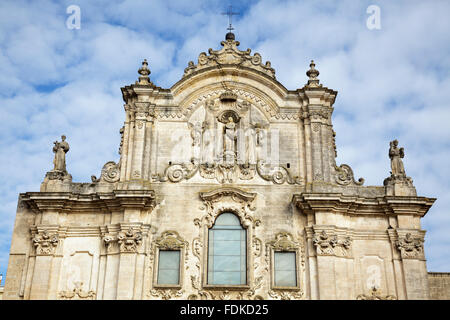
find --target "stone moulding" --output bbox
[21,190,157,214]
[292,193,435,217]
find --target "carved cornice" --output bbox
[292,193,435,217]
[21,190,156,214]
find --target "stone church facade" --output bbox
[3,32,436,300]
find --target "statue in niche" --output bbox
[53,135,70,172]
[224,117,237,163]
[389,139,405,176]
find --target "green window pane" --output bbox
[157,250,180,285]
[274,252,296,287]
[208,212,246,285]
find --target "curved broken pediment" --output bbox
[183,37,275,79]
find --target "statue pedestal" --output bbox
[40,170,72,192]
[384,174,416,196]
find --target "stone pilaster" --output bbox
[28,226,61,299]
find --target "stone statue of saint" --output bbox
[53,135,69,172]
[224,117,236,163]
[389,139,405,176]
[224,117,236,150]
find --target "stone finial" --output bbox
[138,59,151,85]
[306,60,321,88]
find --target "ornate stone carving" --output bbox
[117,228,142,253]
[356,287,397,300]
[197,187,258,229]
[103,234,116,252]
[183,36,275,78]
[58,282,96,300]
[32,230,59,255]
[268,290,304,300]
[396,233,424,259]
[149,288,184,300]
[313,230,352,257]
[335,164,364,186]
[99,161,120,183]
[155,231,188,250]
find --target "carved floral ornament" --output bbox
[103,227,143,253]
[32,229,59,255]
[313,230,353,257]
[395,232,424,259]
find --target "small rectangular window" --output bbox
[274,251,297,287]
[157,250,180,285]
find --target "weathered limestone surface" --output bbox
[3,33,436,300]
[428,272,450,300]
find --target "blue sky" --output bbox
[0,0,449,281]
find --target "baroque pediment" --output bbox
[183,37,275,79]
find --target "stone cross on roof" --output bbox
[222,5,240,33]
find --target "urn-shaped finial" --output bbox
[138,59,151,85]
[306,60,321,88]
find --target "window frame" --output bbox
[202,211,251,291]
[152,231,187,290]
[267,232,303,291]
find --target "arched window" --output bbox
[207,212,246,285]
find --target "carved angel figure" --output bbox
[53,135,69,172]
[389,139,405,176]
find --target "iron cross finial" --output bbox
[222,5,240,33]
